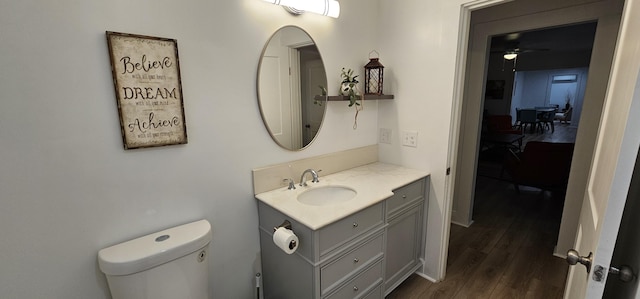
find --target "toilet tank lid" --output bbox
[98,219,212,276]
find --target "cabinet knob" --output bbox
[353,286,359,292]
[353,258,359,263]
[402,194,407,199]
[352,222,358,228]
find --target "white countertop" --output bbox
[255,162,430,230]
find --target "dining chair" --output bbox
[555,107,573,124]
[539,109,557,133]
[519,109,540,133]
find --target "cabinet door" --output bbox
[384,203,423,294]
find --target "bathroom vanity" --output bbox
[256,162,429,299]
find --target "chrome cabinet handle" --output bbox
[353,286,358,292]
[353,258,359,263]
[352,222,358,228]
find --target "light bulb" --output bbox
[503,53,518,60]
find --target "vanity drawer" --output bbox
[325,261,383,299]
[386,179,424,216]
[319,202,384,256]
[360,285,382,299]
[320,233,384,294]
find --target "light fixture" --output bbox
[502,52,518,72]
[262,0,340,18]
[503,52,518,60]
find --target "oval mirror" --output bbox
[257,26,328,151]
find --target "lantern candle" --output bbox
[364,57,384,95]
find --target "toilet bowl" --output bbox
[98,220,212,299]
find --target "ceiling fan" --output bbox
[491,40,550,60]
[490,37,550,71]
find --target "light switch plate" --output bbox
[402,131,418,147]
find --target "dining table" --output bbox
[521,107,557,114]
[519,107,557,133]
[480,132,524,152]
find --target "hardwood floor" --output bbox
[387,122,575,299]
[521,122,577,146]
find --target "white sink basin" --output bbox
[297,186,357,206]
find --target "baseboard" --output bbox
[414,271,438,283]
[451,220,474,228]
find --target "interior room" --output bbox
[1,0,639,298]
[476,22,595,177]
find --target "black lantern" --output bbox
[364,55,384,95]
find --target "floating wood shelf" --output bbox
[314,94,395,101]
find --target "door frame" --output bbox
[447,0,624,264]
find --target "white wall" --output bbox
[377,0,486,279]
[515,71,551,107]
[0,1,383,298]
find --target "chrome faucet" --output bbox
[283,178,296,190]
[299,169,320,187]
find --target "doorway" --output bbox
[452,0,624,262]
[299,46,326,146]
[474,22,596,214]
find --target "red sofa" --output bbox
[503,141,575,192]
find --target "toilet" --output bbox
[98,220,212,299]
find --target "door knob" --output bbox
[609,265,635,283]
[567,250,636,282]
[567,249,593,272]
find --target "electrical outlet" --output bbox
[379,128,391,144]
[402,131,418,147]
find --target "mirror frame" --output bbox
[256,25,328,151]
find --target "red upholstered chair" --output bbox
[486,115,522,135]
[503,141,575,192]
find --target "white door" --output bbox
[259,32,294,149]
[301,59,326,145]
[564,0,640,297]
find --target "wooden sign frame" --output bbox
[106,31,188,149]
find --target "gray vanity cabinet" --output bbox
[257,177,427,299]
[384,179,425,295]
[258,201,386,299]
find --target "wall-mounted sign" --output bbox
[106,31,188,149]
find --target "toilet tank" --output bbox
[98,220,212,299]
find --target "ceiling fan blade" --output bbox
[518,48,550,53]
